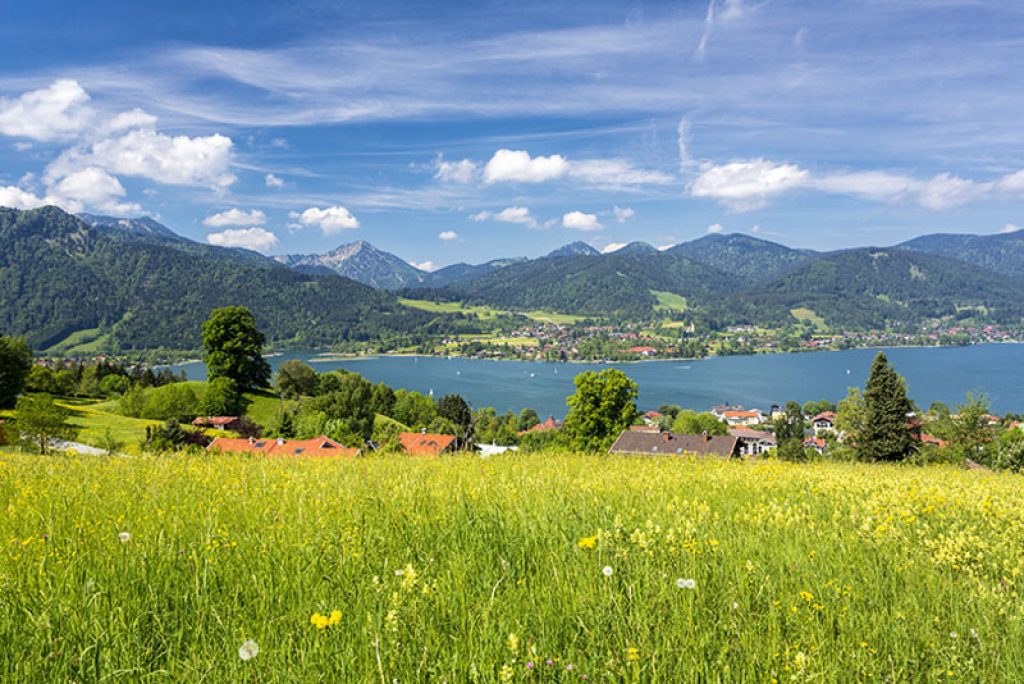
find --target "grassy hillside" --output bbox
[2,453,1022,680]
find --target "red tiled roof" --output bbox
[192,416,240,427]
[207,436,358,458]
[803,436,826,448]
[812,412,837,422]
[399,432,456,456]
[643,410,663,419]
[723,409,761,419]
[528,416,563,432]
[630,425,660,432]
[628,346,657,354]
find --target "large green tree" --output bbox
[563,369,639,452]
[301,373,375,446]
[773,400,807,461]
[0,336,33,408]
[14,394,77,454]
[201,307,271,392]
[275,359,319,398]
[671,410,728,436]
[858,352,915,461]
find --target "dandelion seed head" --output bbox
[238,639,259,661]
[118,531,131,543]
[602,565,614,577]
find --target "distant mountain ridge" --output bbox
[274,240,427,289]
[898,230,1024,278]
[667,233,815,285]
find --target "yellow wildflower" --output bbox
[577,535,598,549]
[626,647,640,661]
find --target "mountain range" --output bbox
[2,206,1024,351]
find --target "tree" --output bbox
[563,369,639,452]
[671,410,728,436]
[142,383,200,422]
[802,399,836,417]
[200,376,248,417]
[14,394,77,454]
[518,407,540,431]
[302,373,375,445]
[858,352,915,462]
[947,393,994,464]
[145,419,192,453]
[369,383,396,417]
[773,400,806,461]
[275,359,319,398]
[437,394,472,443]
[835,388,866,444]
[0,336,33,408]
[201,307,271,391]
[392,390,438,429]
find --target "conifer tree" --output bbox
[858,352,914,461]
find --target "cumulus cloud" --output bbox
[612,205,635,223]
[410,260,438,272]
[0,80,93,141]
[47,127,236,189]
[690,158,810,210]
[706,222,724,233]
[0,185,47,210]
[438,230,458,240]
[265,173,284,188]
[203,208,267,227]
[206,227,279,253]
[483,149,569,184]
[102,108,158,134]
[469,206,537,227]
[562,210,602,231]
[601,242,627,254]
[997,170,1024,194]
[433,155,478,183]
[295,205,359,233]
[47,166,141,214]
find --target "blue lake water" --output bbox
[171,344,1024,417]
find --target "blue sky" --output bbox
[1,0,1023,269]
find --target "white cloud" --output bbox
[0,80,93,141]
[410,260,438,272]
[433,155,478,183]
[568,159,673,186]
[203,208,267,227]
[911,173,987,210]
[813,171,913,201]
[47,166,141,214]
[297,205,360,233]
[483,149,569,184]
[601,242,627,254]
[562,210,603,231]
[469,206,537,227]
[47,127,236,189]
[690,158,810,210]
[438,230,458,240]
[0,186,47,210]
[996,169,1024,194]
[206,227,279,253]
[264,173,284,188]
[270,137,288,149]
[677,117,693,169]
[999,223,1020,234]
[103,108,158,134]
[612,205,635,223]
[657,243,675,251]
[706,222,724,233]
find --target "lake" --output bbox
[171,344,1024,417]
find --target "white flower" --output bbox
[118,531,131,543]
[731,601,739,610]
[602,565,614,577]
[676,578,696,589]
[949,631,958,639]
[238,639,259,661]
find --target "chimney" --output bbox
[662,431,672,442]
[702,430,710,442]
[421,427,427,434]
[277,437,285,445]
[248,436,254,445]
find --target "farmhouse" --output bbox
[642,410,663,425]
[527,416,563,433]
[728,427,776,456]
[804,436,827,454]
[399,431,456,456]
[608,430,741,458]
[812,411,837,434]
[192,416,242,431]
[207,436,359,458]
[721,409,763,427]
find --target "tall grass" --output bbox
[2,452,1023,681]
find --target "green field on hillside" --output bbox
[790,307,828,330]
[651,290,688,313]
[2,452,1022,681]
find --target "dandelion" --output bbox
[118,531,131,543]
[626,647,640,662]
[310,612,330,629]
[238,639,259,661]
[676,578,696,589]
[949,631,958,639]
[328,610,342,626]
[602,565,614,577]
[799,591,814,602]
[577,535,597,549]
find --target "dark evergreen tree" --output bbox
[858,352,915,461]
[0,336,33,408]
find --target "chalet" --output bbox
[192,416,243,431]
[803,436,826,454]
[812,411,837,434]
[207,435,359,458]
[1010,421,1023,431]
[919,433,948,448]
[608,430,741,459]
[642,410,663,425]
[528,416,563,433]
[721,409,763,427]
[399,431,456,456]
[728,427,776,456]
[628,346,657,357]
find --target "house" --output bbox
[192,416,243,431]
[803,436,826,454]
[628,346,657,356]
[528,416,563,433]
[721,409,763,427]
[642,410,663,425]
[608,430,741,459]
[399,431,456,456]
[919,433,948,448]
[629,424,661,433]
[728,427,776,456]
[476,443,519,457]
[769,404,784,421]
[812,411,837,434]
[207,435,359,458]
